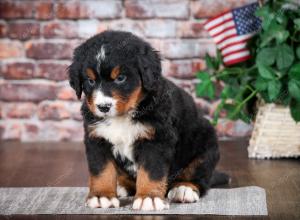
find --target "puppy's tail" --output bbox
[209,170,231,187]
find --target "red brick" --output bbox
[125,0,189,19]
[0,41,24,58]
[216,119,253,137]
[107,20,144,38]
[35,2,54,20]
[25,41,74,59]
[177,21,209,38]
[2,62,35,79]
[36,62,69,81]
[8,22,40,40]
[56,0,121,19]
[194,98,211,115]
[0,82,57,102]
[0,22,7,37]
[162,40,216,59]
[3,103,37,119]
[167,59,205,79]
[144,20,176,38]
[21,121,84,141]
[0,1,34,19]
[1,122,22,140]
[170,78,195,95]
[23,123,39,141]
[43,21,78,38]
[38,101,71,120]
[191,0,256,18]
[57,86,77,101]
[78,20,104,38]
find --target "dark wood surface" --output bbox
[0,139,299,220]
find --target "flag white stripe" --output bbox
[204,13,233,30]
[218,33,254,49]
[221,43,248,55]
[223,51,250,62]
[208,20,235,36]
[214,28,237,43]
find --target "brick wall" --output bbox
[0,0,255,142]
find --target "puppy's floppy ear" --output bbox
[137,46,162,92]
[68,61,83,99]
[68,45,86,99]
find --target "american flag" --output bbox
[204,3,261,66]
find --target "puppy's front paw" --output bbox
[132,197,169,211]
[168,185,200,203]
[86,196,120,208]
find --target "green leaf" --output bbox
[256,47,276,66]
[255,77,268,91]
[288,80,300,101]
[294,18,300,30]
[296,47,300,60]
[275,30,289,44]
[275,44,294,70]
[260,23,287,47]
[195,78,215,99]
[290,99,300,122]
[196,71,210,80]
[205,54,215,70]
[257,63,275,79]
[267,80,282,101]
[289,63,300,81]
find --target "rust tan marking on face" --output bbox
[112,84,143,115]
[117,169,136,195]
[176,157,205,181]
[111,66,120,80]
[86,92,96,115]
[135,167,167,199]
[171,182,199,193]
[88,161,117,198]
[86,68,96,80]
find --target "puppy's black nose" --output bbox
[97,104,112,113]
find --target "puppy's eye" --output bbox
[88,79,95,86]
[114,75,127,84]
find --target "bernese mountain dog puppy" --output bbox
[68,30,228,211]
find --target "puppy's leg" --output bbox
[132,139,174,211]
[85,138,119,208]
[169,120,220,203]
[132,166,169,211]
[117,170,136,197]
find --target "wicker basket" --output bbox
[248,103,300,159]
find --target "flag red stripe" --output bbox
[203,10,232,26]
[211,25,235,37]
[224,55,251,66]
[216,33,238,44]
[223,48,249,57]
[220,39,249,50]
[206,17,233,31]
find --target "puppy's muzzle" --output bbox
[97,103,112,113]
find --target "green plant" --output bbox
[196,0,300,124]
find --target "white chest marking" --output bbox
[89,116,153,164]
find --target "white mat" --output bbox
[0,186,268,216]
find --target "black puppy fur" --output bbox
[69,30,227,208]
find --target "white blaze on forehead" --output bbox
[96,45,105,62]
[94,90,115,106]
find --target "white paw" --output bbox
[132,197,169,211]
[117,184,128,197]
[86,196,120,208]
[168,185,200,203]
